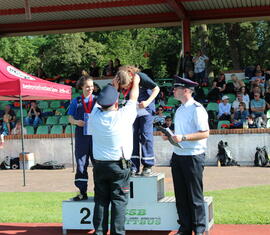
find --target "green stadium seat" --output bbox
[50,125,63,134]
[217,120,231,129]
[206,102,219,112]
[25,126,34,135]
[59,115,69,125]
[267,119,270,128]
[226,80,233,84]
[167,96,179,106]
[42,108,53,113]
[267,110,270,119]
[50,100,61,109]
[38,101,49,109]
[16,109,28,117]
[46,116,58,125]
[55,108,66,116]
[202,87,209,96]
[224,94,236,103]
[65,125,76,134]
[36,125,49,134]
[72,93,80,98]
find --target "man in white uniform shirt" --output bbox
[163,75,209,235]
[88,74,139,235]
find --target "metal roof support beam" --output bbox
[182,18,191,54]
[166,0,187,20]
[24,0,31,20]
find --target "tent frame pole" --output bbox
[19,96,26,186]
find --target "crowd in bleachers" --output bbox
[1,58,270,148]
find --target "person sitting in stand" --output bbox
[250,92,266,123]
[24,101,42,128]
[232,102,249,128]
[103,60,114,77]
[247,115,257,128]
[162,116,174,131]
[89,61,100,77]
[153,106,166,127]
[231,74,245,92]
[232,92,248,114]
[2,105,16,129]
[0,114,11,148]
[93,83,101,96]
[250,71,265,95]
[207,73,226,101]
[113,58,122,75]
[217,95,231,121]
[11,120,27,135]
[239,86,250,108]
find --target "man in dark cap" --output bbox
[87,75,140,235]
[162,75,209,235]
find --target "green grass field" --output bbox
[0,185,269,224]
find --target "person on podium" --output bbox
[163,75,209,235]
[88,72,140,235]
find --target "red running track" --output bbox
[1,223,270,235]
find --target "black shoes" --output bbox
[72,193,88,201]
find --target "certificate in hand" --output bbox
[156,126,183,148]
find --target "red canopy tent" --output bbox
[0,58,72,185]
[0,58,71,101]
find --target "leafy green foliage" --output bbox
[1,21,270,79]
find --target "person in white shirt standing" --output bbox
[88,72,140,235]
[192,50,209,86]
[163,75,209,235]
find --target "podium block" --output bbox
[62,173,213,235]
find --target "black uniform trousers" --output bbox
[93,161,130,235]
[171,152,206,234]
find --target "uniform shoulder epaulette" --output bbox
[194,101,203,107]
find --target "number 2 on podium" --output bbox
[80,207,91,224]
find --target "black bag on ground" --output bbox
[30,161,65,170]
[0,156,20,170]
[254,146,269,167]
[216,141,239,166]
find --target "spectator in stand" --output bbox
[113,58,121,75]
[0,114,11,148]
[93,83,101,96]
[232,92,248,113]
[249,85,262,100]
[24,101,42,128]
[103,60,114,76]
[250,70,265,95]
[239,86,250,107]
[192,50,209,86]
[218,95,231,121]
[250,92,266,122]
[264,86,270,110]
[2,105,16,129]
[231,74,245,92]
[153,106,166,127]
[182,51,194,77]
[253,64,264,77]
[162,116,174,131]
[11,120,27,135]
[232,102,249,128]
[207,73,226,101]
[187,70,195,81]
[247,115,257,128]
[89,61,100,77]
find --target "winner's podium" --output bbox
[62,173,214,234]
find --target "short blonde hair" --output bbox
[117,65,140,86]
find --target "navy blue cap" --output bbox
[97,84,119,108]
[173,75,198,89]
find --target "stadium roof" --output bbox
[1,0,270,36]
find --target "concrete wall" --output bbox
[1,133,269,166]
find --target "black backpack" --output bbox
[254,147,269,167]
[216,141,239,166]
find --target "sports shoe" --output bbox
[141,166,152,176]
[72,193,88,201]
